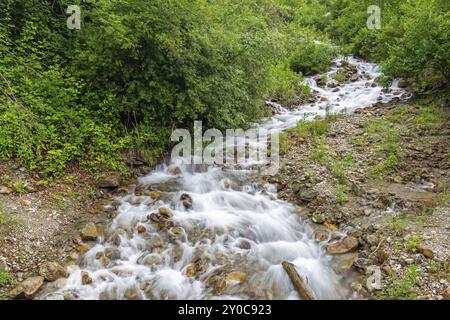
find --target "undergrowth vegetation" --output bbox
[0,0,447,176]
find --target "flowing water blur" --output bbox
[45,57,408,300]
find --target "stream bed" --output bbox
[43,57,408,300]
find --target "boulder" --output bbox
[416,244,434,259]
[39,261,67,281]
[158,207,174,218]
[80,222,99,241]
[325,236,359,254]
[97,174,121,188]
[10,276,44,299]
[81,271,92,285]
[298,189,318,203]
[180,193,193,209]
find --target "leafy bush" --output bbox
[290,39,338,75]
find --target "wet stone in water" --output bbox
[81,271,92,285]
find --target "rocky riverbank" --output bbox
[268,96,449,299]
[0,162,151,299]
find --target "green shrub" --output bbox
[290,39,338,75]
[0,271,15,287]
[380,265,424,300]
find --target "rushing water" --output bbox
[44,57,408,300]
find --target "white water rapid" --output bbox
[44,57,408,300]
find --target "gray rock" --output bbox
[298,189,319,203]
[10,276,45,299]
[98,174,121,188]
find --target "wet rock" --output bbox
[148,212,162,223]
[186,265,196,277]
[327,81,337,88]
[238,240,252,250]
[81,271,92,285]
[39,261,67,281]
[167,165,182,175]
[124,287,141,300]
[105,247,120,260]
[150,191,160,200]
[187,258,206,277]
[136,225,147,233]
[158,219,174,231]
[80,222,99,241]
[147,236,164,250]
[101,257,110,267]
[337,253,358,273]
[313,230,329,242]
[143,254,162,266]
[168,226,184,241]
[95,252,104,260]
[77,244,90,253]
[10,276,44,299]
[350,281,365,294]
[325,236,358,254]
[54,278,68,289]
[350,74,358,82]
[158,207,174,218]
[181,193,193,209]
[98,174,121,189]
[205,274,227,295]
[416,244,434,259]
[226,272,247,283]
[0,185,13,194]
[45,293,65,300]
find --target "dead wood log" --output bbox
[282,260,315,300]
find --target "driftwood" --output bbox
[282,261,315,300]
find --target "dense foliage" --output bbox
[0,0,447,176]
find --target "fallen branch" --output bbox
[282,261,315,300]
[368,237,386,259]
